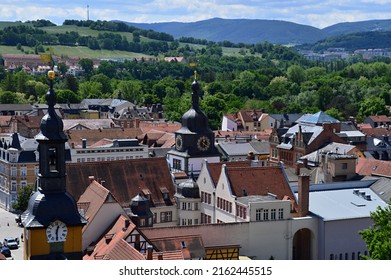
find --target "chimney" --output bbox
[88,176,95,183]
[298,174,310,217]
[146,245,153,260]
[303,158,308,168]
[247,151,255,160]
[157,253,163,260]
[295,163,301,175]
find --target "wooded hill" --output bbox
[122,18,391,45]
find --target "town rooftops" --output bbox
[66,157,176,208]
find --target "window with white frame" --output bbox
[20,166,27,176]
[278,208,284,219]
[256,209,262,221]
[263,209,269,220]
[11,180,17,192]
[271,209,276,220]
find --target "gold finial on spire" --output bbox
[194,70,197,81]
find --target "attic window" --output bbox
[86,245,95,256]
[180,241,186,248]
[142,188,152,196]
[105,233,115,244]
[160,187,169,200]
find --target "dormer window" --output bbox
[160,187,169,200]
[141,188,152,201]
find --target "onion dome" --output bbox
[180,78,212,134]
[36,70,67,142]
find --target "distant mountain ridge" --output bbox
[120,18,391,45]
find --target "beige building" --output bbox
[0,133,71,211]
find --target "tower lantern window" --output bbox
[49,147,58,171]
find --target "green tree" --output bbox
[118,80,144,104]
[12,185,35,213]
[287,64,306,85]
[90,73,112,95]
[57,62,69,76]
[56,89,81,103]
[359,204,391,259]
[14,71,31,93]
[0,90,18,103]
[78,58,94,75]
[142,93,160,106]
[64,74,79,93]
[79,81,103,99]
[201,94,227,130]
[325,108,344,121]
[357,96,388,122]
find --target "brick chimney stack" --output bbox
[298,174,310,217]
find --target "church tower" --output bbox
[167,73,220,177]
[22,71,86,260]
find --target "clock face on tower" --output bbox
[196,136,211,151]
[46,220,68,243]
[176,135,183,151]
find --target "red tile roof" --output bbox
[83,214,145,260]
[146,235,205,259]
[206,161,253,185]
[15,115,42,128]
[206,161,297,209]
[66,157,176,207]
[226,165,296,201]
[77,179,122,233]
[356,157,391,177]
[359,127,391,137]
[367,115,390,122]
[147,250,184,260]
[65,127,142,147]
[140,122,181,133]
[239,109,264,122]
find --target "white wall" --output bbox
[82,203,126,250]
[321,218,372,260]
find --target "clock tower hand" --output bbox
[55,225,59,241]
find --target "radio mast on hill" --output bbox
[87,5,90,21]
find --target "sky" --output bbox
[1,0,391,29]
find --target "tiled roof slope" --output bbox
[356,157,391,177]
[147,235,205,259]
[77,179,122,233]
[66,157,176,207]
[14,115,42,128]
[204,161,296,209]
[83,214,145,260]
[147,250,184,260]
[206,161,253,185]
[225,165,296,203]
[65,127,142,147]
